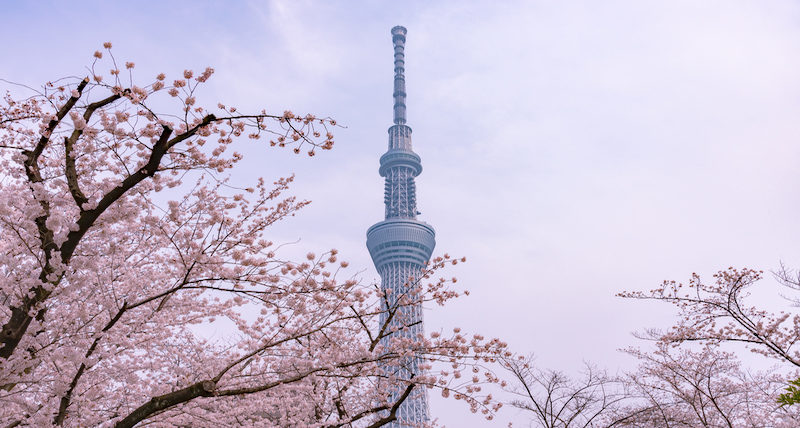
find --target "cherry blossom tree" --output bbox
[501,357,628,428]
[504,347,799,428]
[618,345,797,427]
[619,268,800,365]
[0,44,508,427]
[504,265,800,427]
[619,267,800,406]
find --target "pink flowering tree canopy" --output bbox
[501,267,800,427]
[0,44,508,427]
[503,345,800,427]
[619,268,800,366]
[619,267,800,409]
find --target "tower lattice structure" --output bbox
[366,26,436,427]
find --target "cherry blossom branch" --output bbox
[362,383,415,428]
[115,355,409,428]
[53,301,128,425]
[30,78,88,161]
[64,90,126,208]
[620,268,800,368]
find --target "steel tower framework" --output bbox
[366,26,435,427]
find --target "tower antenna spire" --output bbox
[391,25,407,125]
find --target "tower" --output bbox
[366,26,436,427]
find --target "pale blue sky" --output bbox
[4,1,800,425]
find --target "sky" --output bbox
[4,1,800,426]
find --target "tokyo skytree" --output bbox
[366,26,436,427]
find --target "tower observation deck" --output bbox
[366,26,435,427]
